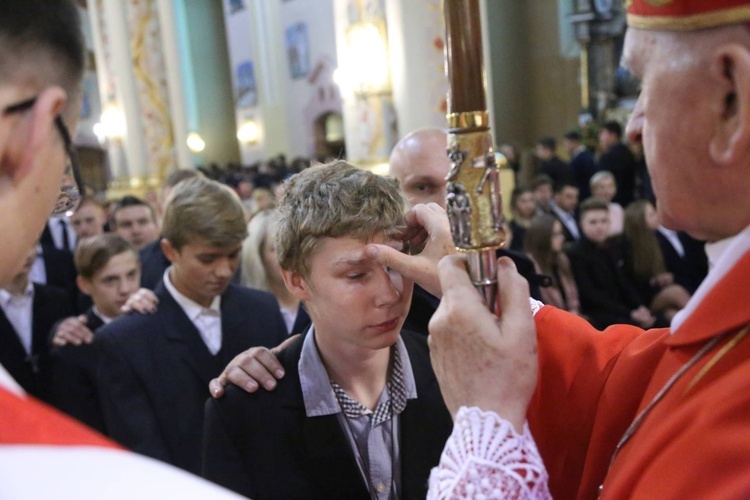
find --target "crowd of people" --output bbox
[3,0,750,498]
[508,123,707,330]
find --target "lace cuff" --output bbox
[428,406,551,499]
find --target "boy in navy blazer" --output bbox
[203,162,452,498]
[95,177,287,474]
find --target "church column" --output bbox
[87,0,177,197]
[384,0,449,137]
[333,0,397,171]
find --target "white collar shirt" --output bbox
[27,244,47,285]
[0,282,35,355]
[163,268,223,355]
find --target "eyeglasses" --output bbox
[3,96,83,215]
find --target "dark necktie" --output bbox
[59,219,70,251]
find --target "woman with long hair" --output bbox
[524,215,581,315]
[621,200,690,322]
[241,209,310,335]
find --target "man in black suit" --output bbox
[0,247,75,402]
[50,234,142,433]
[96,177,287,475]
[656,227,708,295]
[536,137,573,190]
[550,182,581,245]
[567,198,655,330]
[564,130,599,201]
[598,121,638,207]
[204,162,452,498]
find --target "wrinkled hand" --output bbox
[52,315,94,346]
[428,255,537,433]
[209,335,299,398]
[365,203,456,297]
[121,288,159,314]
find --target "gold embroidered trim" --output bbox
[683,324,750,395]
[628,5,750,31]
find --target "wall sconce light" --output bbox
[93,102,126,143]
[237,121,260,144]
[186,132,206,153]
[339,22,390,96]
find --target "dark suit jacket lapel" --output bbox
[290,306,311,336]
[0,308,27,366]
[217,287,246,365]
[279,335,370,498]
[156,284,222,386]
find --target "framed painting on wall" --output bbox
[285,23,310,79]
[236,61,258,108]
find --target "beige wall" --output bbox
[486,0,580,149]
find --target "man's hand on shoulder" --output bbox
[120,288,159,314]
[51,315,94,346]
[209,335,299,398]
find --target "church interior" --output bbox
[74,0,634,206]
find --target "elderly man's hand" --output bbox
[428,255,538,433]
[51,315,94,346]
[365,203,456,298]
[209,335,299,398]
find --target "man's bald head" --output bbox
[389,127,450,208]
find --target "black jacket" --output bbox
[49,307,107,432]
[203,330,453,499]
[0,283,75,402]
[95,283,287,474]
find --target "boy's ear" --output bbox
[76,275,92,296]
[160,238,178,263]
[281,268,311,301]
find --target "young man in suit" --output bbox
[203,162,453,499]
[566,197,655,330]
[50,234,141,432]
[110,195,159,251]
[95,176,287,475]
[0,246,75,402]
[550,182,581,244]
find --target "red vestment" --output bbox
[529,250,750,499]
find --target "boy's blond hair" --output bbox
[162,177,248,250]
[276,160,404,276]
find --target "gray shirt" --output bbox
[299,329,417,499]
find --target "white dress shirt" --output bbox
[28,244,47,285]
[162,269,223,355]
[0,282,35,355]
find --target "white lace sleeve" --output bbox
[428,406,551,499]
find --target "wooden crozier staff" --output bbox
[443,0,506,312]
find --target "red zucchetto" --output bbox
[627,0,750,31]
